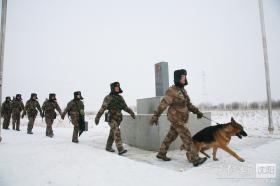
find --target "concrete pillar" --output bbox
[155,62,169,97]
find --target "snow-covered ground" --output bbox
[0,110,280,186]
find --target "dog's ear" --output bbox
[231,117,235,123]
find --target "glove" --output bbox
[197,111,203,119]
[150,115,159,126]
[95,117,100,125]
[130,112,136,120]
[40,112,44,118]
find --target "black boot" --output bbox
[156,153,171,161]
[106,148,115,152]
[72,140,79,143]
[27,131,33,134]
[193,157,207,167]
[118,149,127,155]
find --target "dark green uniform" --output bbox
[95,82,135,154]
[42,94,62,137]
[22,93,43,134]
[61,91,84,143]
[11,94,24,130]
[1,97,12,129]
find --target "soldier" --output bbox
[22,93,44,134]
[61,91,85,143]
[11,94,24,131]
[1,96,12,129]
[150,69,207,167]
[42,93,62,138]
[95,82,135,155]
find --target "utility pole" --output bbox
[0,0,8,142]
[258,0,274,134]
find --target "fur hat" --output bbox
[30,93,38,100]
[74,91,83,100]
[110,82,123,94]
[174,69,188,86]
[16,94,22,100]
[49,93,56,101]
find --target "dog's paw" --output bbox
[238,157,245,162]
[213,157,219,161]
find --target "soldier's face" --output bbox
[77,95,81,99]
[180,75,186,85]
[114,86,120,93]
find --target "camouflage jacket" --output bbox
[23,99,42,117]
[62,99,84,121]
[154,85,200,123]
[96,94,133,122]
[11,99,24,114]
[42,99,62,119]
[1,101,12,116]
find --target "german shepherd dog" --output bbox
[182,117,247,162]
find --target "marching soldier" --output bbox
[150,69,207,167]
[11,94,24,131]
[1,96,12,129]
[22,93,44,134]
[42,93,62,137]
[95,82,135,155]
[61,91,85,143]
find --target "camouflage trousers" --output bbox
[106,119,124,152]
[45,117,54,136]
[12,113,21,130]
[159,122,199,162]
[27,116,36,132]
[71,118,79,142]
[2,114,11,129]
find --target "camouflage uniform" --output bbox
[151,69,206,166]
[61,91,84,143]
[42,94,62,137]
[95,82,135,154]
[1,97,12,129]
[11,94,24,130]
[22,93,43,134]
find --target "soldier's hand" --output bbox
[40,112,44,118]
[197,111,203,119]
[95,117,100,125]
[130,112,136,120]
[150,115,159,126]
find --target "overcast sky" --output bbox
[2,0,280,111]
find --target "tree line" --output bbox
[198,100,280,111]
